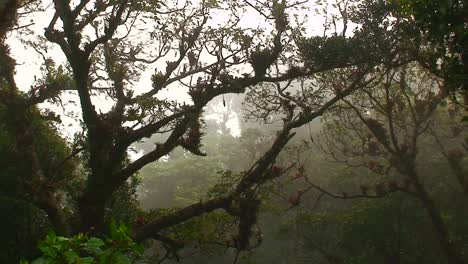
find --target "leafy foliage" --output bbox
[1,0,467,263]
[28,222,143,264]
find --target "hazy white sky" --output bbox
[7,0,333,141]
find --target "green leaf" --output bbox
[109,221,119,240]
[38,243,57,258]
[80,257,94,264]
[97,249,113,263]
[132,244,144,255]
[64,250,79,263]
[85,237,105,253]
[57,236,70,243]
[111,252,132,264]
[46,230,57,243]
[31,258,49,264]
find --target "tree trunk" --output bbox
[78,191,107,234]
[37,191,70,235]
[77,153,127,233]
[408,168,464,264]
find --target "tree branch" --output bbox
[84,0,129,56]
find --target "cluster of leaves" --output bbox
[0,105,79,262]
[287,195,448,263]
[25,222,143,264]
[0,197,49,264]
[394,0,466,93]
[137,124,276,209]
[0,105,76,193]
[106,175,142,225]
[206,170,241,199]
[272,131,468,263]
[138,152,223,209]
[298,36,367,69]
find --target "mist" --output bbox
[1,0,467,263]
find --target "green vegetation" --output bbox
[25,222,143,264]
[0,0,466,263]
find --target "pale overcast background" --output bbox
[6,0,343,147]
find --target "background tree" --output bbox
[292,64,467,263]
[2,0,466,263]
[394,0,467,102]
[1,0,370,258]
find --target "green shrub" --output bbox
[24,222,143,264]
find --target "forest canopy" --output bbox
[0,0,467,263]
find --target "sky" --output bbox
[6,0,335,146]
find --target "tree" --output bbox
[394,0,467,102]
[312,64,467,263]
[1,0,460,262]
[0,86,79,260]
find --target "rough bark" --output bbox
[406,166,464,264]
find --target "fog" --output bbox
[1,0,467,263]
